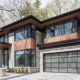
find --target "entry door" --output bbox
[3,49,9,69]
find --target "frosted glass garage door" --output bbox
[43,51,80,73]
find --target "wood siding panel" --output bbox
[14,38,36,50]
[44,32,79,44]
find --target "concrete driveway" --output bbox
[0,72,80,80]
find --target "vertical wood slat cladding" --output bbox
[14,38,36,50]
[44,32,79,44]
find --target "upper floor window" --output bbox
[46,26,54,38]
[15,24,36,41]
[15,29,24,41]
[0,34,9,43]
[45,18,77,38]
[4,34,9,43]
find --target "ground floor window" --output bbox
[15,49,36,67]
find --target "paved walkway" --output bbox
[0,72,80,80]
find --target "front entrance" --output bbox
[3,49,9,69]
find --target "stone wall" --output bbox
[9,32,15,68]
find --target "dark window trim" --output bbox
[15,49,36,67]
[45,17,78,38]
[14,24,36,41]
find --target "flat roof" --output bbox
[0,8,80,36]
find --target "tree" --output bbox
[46,0,80,17]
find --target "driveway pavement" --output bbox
[0,72,80,80]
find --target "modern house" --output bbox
[0,8,80,73]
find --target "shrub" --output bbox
[9,67,28,73]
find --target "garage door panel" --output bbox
[59,57,67,62]
[59,53,67,57]
[44,51,80,73]
[51,63,58,67]
[68,63,77,68]
[45,63,51,67]
[68,57,77,62]
[59,68,67,72]
[51,58,58,62]
[78,57,80,62]
[68,68,77,73]
[45,58,51,63]
[59,63,67,67]
[45,68,51,72]
[51,68,58,72]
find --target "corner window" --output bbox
[46,26,54,38]
[15,29,24,41]
[4,34,9,43]
[15,50,25,67]
[15,49,36,67]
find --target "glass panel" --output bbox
[45,68,51,72]
[25,55,29,67]
[4,54,8,66]
[59,53,67,57]
[51,68,58,72]
[46,27,54,38]
[64,21,72,34]
[15,30,24,40]
[78,52,80,56]
[45,59,51,63]
[15,54,24,66]
[55,23,64,36]
[15,51,24,66]
[78,63,80,68]
[31,55,36,67]
[78,69,80,73]
[51,58,58,62]
[68,68,77,73]
[68,57,77,62]
[44,54,51,58]
[59,58,67,62]
[78,57,80,62]
[59,63,67,67]
[45,63,50,67]
[51,63,58,67]
[51,54,58,58]
[68,63,77,68]
[59,68,67,72]
[68,52,77,57]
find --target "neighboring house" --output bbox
[0,8,80,73]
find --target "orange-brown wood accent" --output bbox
[44,32,80,44]
[14,38,36,50]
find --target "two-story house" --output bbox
[0,8,80,73]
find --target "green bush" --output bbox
[9,68,28,73]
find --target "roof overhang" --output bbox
[0,42,11,49]
[38,39,80,50]
[0,8,80,36]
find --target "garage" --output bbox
[43,51,80,73]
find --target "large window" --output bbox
[15,25,36,41]
[15,49,36,67]
[46,26,54,38]
[0,34,9,43]
[45,18,77,38]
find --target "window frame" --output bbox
[15,49,36,67]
